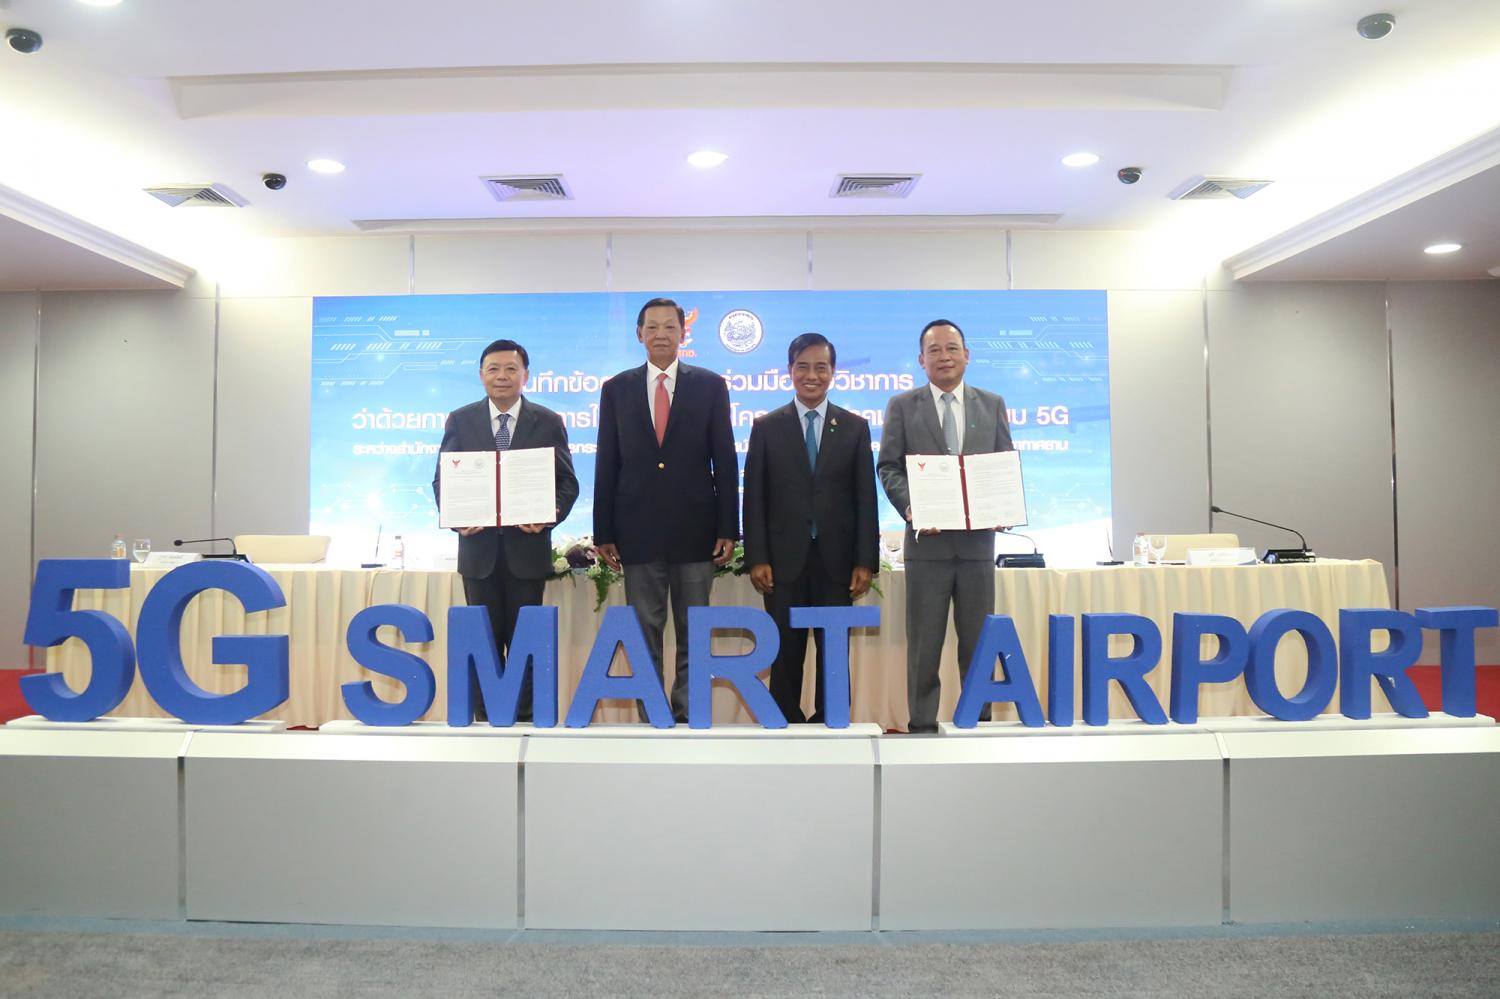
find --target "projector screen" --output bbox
[310,290,1111,565]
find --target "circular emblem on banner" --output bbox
[718,309,764,354]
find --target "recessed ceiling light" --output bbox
[307,158,346,175]
[1061,152,1100,168]
[1424,242,1462,255]
[686,150,729,169]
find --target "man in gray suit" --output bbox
[877,319,1014,733]
[434,338,580,722]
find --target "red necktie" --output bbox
[654,372,670,445]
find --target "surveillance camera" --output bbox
[262,173,287,191]
[1117,167,1143,185]
[1356,13,1395,40]
[5,28,43,54]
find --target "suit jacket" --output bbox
[743,401,879,584]
[432,397,580,580]
[594,362,739,564]
[876,383,1015,562]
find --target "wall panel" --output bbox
[1389,281,1500,663]
[34,291,215,560]
[0,293,39,668]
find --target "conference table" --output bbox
[49,560,1396,729]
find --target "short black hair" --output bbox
[480,338,529,369]
[636,297,685,329]
[787,332,836,370]
[919,319,966,352]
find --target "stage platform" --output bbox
[2,715,1496,930]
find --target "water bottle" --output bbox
[110,534,127,559]
[392,534,405,570]
[1132,532,1149,567]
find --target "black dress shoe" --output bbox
[907,722,939,734]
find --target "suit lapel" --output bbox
[960,385,986,455]
[916,387,946,453]
[509,398,540,450]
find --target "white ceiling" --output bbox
[1,0,1499,284]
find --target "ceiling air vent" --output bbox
[481,175,573,202]
[144,184,248,208]
[1169,176,1273,201]
[830,174,921,199]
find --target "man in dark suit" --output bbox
[877,319,1015,733]
[594,298,739,722]
[434,338,579,722]
[743,333,879,723]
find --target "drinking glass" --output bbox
[132,538,151,564]
[1147,534,1167,565]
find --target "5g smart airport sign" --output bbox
[20,559,1498,727]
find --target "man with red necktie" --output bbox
[594,298,739,723]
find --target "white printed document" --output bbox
[439,448,558,528]
[906,451,1028,531]
[439,452,498,528]
[497,447,557,526]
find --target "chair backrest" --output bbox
[1159,532,1240,562]
[233,535,331,565]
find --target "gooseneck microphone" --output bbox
[996,528,1046,569]
[1209,505,1315,563]
[173,537,247,560]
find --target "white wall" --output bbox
[1389,281,1500,663]
[5,229,1496,670]
[0,293,38,668]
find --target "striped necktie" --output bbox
[494,413,511,451]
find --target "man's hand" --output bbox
[596,542,622,570]
[905,506,939,537]
[518,523,547,534]
[458,526,485,537]
[849,566,872,599]
[712,538,736,565]
[750,564,774,595]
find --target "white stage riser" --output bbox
[2,719,1497,930]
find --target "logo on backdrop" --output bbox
[718,309,764,354]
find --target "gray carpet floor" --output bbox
[2,924,1498,998]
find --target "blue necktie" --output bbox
[494,413,511,451]
[805,410,819,539]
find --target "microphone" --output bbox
[996,528,1046,569]
[1209,505,1315,563]
[361,523,384,569]
[173,537,248,561]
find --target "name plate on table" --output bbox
[141,551,203,568]
[1186,547,1257,567]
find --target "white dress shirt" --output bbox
[928,381,966,452]
[488,397,523,439]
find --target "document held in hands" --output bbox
[906,450,1028,531]
[439,448,557,528]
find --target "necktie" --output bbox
[494,413,511,451]
[940,392,959,455]
[805,410,819,539]
[654,372,670,445]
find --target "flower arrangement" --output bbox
[548,537,887,610]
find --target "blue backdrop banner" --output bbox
[310,290,1111,565]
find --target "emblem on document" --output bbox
[718,309,764,354]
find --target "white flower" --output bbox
[552,556,568,573]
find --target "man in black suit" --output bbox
[434,338,579,722]
[743,333,879,723]
[594,298,738,722]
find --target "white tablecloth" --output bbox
[51,560,1394,729]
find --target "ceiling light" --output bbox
[1061,152,1100,168]
[686,150,728,169]
[79,0,125,7]
[1423,243,1462,255]
[307,158,346,175]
